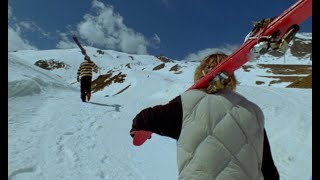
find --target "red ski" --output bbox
[189,0,311,90]
[133,0,312,146]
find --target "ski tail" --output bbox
[72,34,87,56]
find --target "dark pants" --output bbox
[80,76,92,102]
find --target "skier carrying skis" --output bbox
[77,55,99,102]
[130,53,279,179]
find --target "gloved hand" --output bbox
[129,128,152,139]
[94,67,99,73]
[130,117,139,138]
[129,128,136,138]
[130,116,153,139]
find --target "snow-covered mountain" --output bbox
[8,33,312,180]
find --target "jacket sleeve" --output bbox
[93,62,98,73]
[261,129,279,179]
[77,65,81,80]
[131,95,183,140]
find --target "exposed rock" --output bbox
[290,37,312,58]
[169,64,181,72]
[34,59,71,70]
[91,71,126,93]
[265,33,312,59]
[256,81,265,85]
[153,63,165,71]
[128,56,134,60]
[125,63,131,69]
[287,74,312,89]
[155,56,172,63]
[97,49,105,55]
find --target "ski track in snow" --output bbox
[8,86,311,180]
[239,86,312,180]
[9,89,149,180]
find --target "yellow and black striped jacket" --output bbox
[77,60,98,80]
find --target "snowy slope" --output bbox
[8,45,311,180]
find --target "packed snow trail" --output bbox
[8,85,311,180]
[240,86,312,180]
[8,88,178,180]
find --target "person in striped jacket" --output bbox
[77,55,99,102]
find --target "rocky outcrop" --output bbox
[34,59,71,70]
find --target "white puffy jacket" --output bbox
[177,89,265,180]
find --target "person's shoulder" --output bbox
[182,89,207,100]
[215,90,253,105]
[231,91,264,114]
[88,60,96,64]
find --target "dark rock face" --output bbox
[155,56,172,63]
[97,49,105,55]
[290,37,312,58]
[34,59,71,70]
[267,51,285,57]
[153,63,165,71]
[266,33,312,60]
